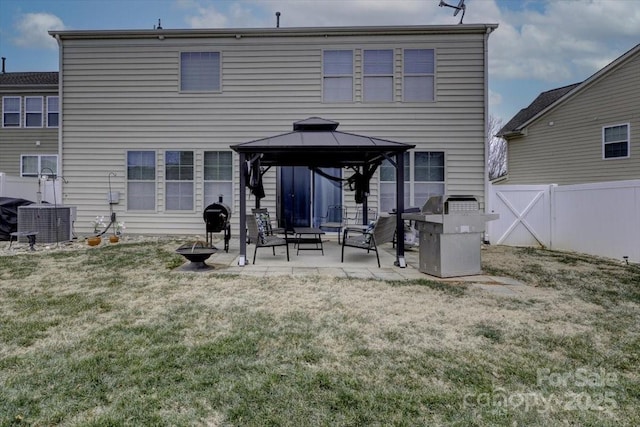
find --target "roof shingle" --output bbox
[0,72,59,86]
[497,82,580,137]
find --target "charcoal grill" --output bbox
[203,198,231,252]
[403,195,498,277]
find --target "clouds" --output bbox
[487,0,640,83]
[13,12,65,50]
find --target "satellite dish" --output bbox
[439,0,466,24]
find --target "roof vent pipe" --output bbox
[1,57,5,74]
[276,12,281,28]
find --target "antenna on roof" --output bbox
[275,12,281,28]
[156,19,163,30]
[439,0,466,24]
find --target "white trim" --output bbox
[402,47,436,103]
[164,150,195,212]
[602,122,630,160]
[20,154,59,177]
[321,49,354,103]
[24,96,44,128]
[46,96,59,128]
[178,51,222,94]
[2,96,21,128]
[126,150,158,212]
[362,48,394,103]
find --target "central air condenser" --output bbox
[17,204,76,243]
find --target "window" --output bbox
[204,151,233,206]
[25,97,43,127]
[47,96,59,127]
[165,151,194,210]
[21,155,58,177]
[603,124,629,159]
[180,52,220,92]
[363,49,394,102]
[2,96,20,127]
[379,151,445,213]
[127,151,156,210]
[323,50,353,102]
[404,49,435,102]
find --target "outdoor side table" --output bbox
[292,227,325,255]
[9,231,38,251]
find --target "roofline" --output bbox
[515,42,640,131]
[49,24,498,40]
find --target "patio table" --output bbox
[293,227,325,255]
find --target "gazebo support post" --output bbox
[362,165,369,225]
[238,152,247,266]
[395,151,406,268]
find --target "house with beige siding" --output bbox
[0,70,59,178]
[50,24,497,237]
[497,43,640,185]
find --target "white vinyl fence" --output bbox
[488,180,640,263]
[0,172,63,204]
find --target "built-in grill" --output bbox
[403,195,498,277]
[203,198,231,252]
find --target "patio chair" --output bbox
[347,206,378,229]
[319,205,347,243]
[341,214,396,267]
[247,211,290,264]
[250,208,285,240]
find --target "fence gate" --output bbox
[487,184,553,247]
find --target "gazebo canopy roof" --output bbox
[230,117,415,167]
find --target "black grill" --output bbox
[203,200,231,252]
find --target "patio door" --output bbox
[279,166,311,229]
[278,167,341,230]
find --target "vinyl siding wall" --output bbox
[506,52,640,185]
[59,30,489,235]
[0,87,58,176]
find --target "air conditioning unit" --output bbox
[18,205,76,243]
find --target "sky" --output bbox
[0,0,638,125]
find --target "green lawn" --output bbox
[0,241,638,426]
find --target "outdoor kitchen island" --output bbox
[403,195,498,278]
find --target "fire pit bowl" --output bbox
[175,241,218,271]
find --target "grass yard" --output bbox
[0,240,638,426]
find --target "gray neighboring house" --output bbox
[497,43,640,185]
[0,70,59,178]
[50,24,498,236]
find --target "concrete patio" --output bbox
[195,236,528,295]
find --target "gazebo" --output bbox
[230,117,415,267]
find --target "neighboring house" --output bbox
[0,69,59,178]
[50,24,497,236]
[497,43,640,185]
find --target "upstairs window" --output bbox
[363,49,394,102]
[2,96,20,127]
[180,52,221,92]
[25,97,43,127]
[323,50,353,102]
[47,96,59,128]
[603,124,629,159]
[165,151,194,211]
[404,49,435,102]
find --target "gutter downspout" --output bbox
[55,34,64,202]
[483,25,496,242]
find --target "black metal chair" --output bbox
[247,211,289,264]
[341,214,395,267]
[319,205,347,243]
